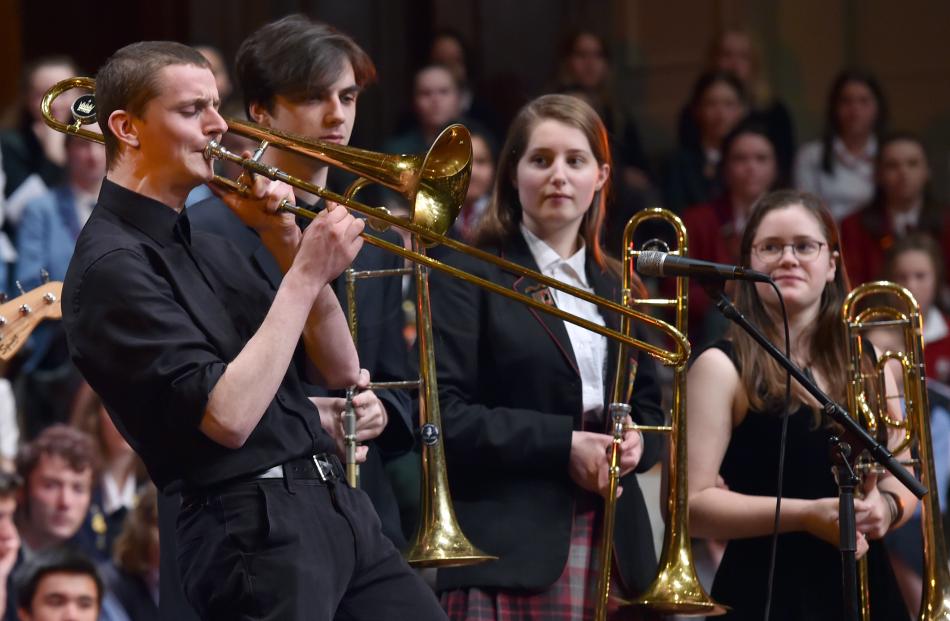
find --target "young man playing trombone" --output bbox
[61,40,446,621]
[189,13,415,549]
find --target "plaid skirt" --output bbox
[440,492,640,621]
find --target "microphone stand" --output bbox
[700,280,926,621]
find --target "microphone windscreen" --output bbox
[635,250,666,277]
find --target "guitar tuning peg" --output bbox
[15,281,25,296]
[40,269,50,284]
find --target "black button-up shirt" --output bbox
[63,179,336,491]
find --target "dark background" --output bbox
[3,0,950,198]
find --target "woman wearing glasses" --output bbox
[686,189,916,620]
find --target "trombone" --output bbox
[594,209,725,619]
[842,282,950,621]
[42,77,691,568]
[41,77,690,367]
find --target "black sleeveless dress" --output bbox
[710,341,908,620]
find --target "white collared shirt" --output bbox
[794,136,877,222]
[521,224,607,416]
[889,201,923,237]
[101,472,137,516]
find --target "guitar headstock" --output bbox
[0,281,64,362]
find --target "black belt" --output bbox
[180,453,345,511]
[281,453,346,483]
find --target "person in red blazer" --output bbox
[840,132,950,288]
[680,120,780,347]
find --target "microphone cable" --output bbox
[762,280,792,621]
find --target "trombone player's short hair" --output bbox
[95,41,210,169]
[235,14,377,117]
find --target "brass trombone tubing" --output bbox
[842,281,950,621]
[40,76,689,367]
[204,140,691,368]
[595,208,723,620]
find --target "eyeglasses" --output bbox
[752,240,827,263]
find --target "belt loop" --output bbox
[283,461,296,494]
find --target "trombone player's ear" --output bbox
[248,101,272,128]
[108,109,140,149]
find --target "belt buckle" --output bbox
[311,454,331,482]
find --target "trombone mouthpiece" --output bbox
[204,140,223,161]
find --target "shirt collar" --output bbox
[97,178,192,246]
[833,135,877,167]
[520,223,588,286]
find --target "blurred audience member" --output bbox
[685,27,795,184]
[452,126,495,243]
[882,234,950,384]
[839,132,950,287]
[99,486,159,621]
[554,31,658,254]
[0,472,22,621]
[428,30,499,136]
[1,57,78,223]
[386,64,464,156]
[795,68,888,222]
[662,70,748,213]
[14,426,95,558]
[13,126,105,442]
[0,380,16,473]
[71,392,145,563]
[556,31,652,194]
[681,120,780,345]
[12,548,100,621]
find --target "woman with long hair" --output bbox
[662,71,748,213]
[795,69,888,222]
[681,119,781,345]
[687,190,916,620]
[430,93,664,620]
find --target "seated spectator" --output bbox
[662,70,748,213]
[14,426,96,559]
[428,29,499,137]
[70,393,145,563]
[552,31,657,253]
[1,56,79,225]
[795,68,888,222]
[881,234,950,384]
[681,120,780,346]
[680,27,796,184]
[14,126,105,439]
[98,485,159,621]
[0,472,22,621]
[840,132,950,287]
[12,548,100,621]
[452,126,495,243]
[385,64,466,156]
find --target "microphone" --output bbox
[636,251,772,283]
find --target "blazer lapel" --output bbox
[506,234,579,376]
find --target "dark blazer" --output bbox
[430,231,664,594]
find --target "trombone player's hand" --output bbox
[352,368,388,441]
[211,152,299,240]
[618,414,644,478]
[311,395,369,464]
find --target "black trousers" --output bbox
[175,477,446,621]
